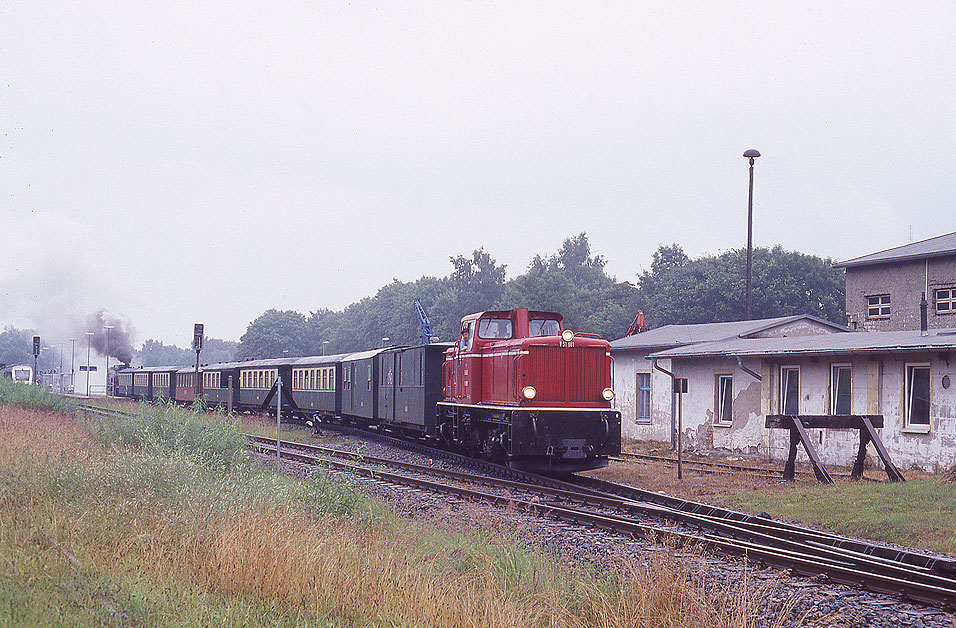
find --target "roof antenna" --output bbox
[909,225,913,243]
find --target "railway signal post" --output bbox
[32,336,40,385]
[193,323,204,399]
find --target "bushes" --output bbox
[0,378,76,415]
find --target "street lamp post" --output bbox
[70,338,76,393]
[743,149,761,320]
[85,332,94,397]
[103,325,113,397]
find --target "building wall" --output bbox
[661,353,956,472]
[612,351,673,443]
[845,256,956,331]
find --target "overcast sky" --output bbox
[3,2,955,350]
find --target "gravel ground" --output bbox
[261,428,956,628]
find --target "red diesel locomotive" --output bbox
[439,308,621,472]
[117,307,621,474]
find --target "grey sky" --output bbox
[3,2,955,348]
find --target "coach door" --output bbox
[380,353,395,421]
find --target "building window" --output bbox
[935,288,956,314]
[780,366,800,415]
[904,363,931,428]
[867,294,891,319]
[636,372,651,423]
[830,365,852,415]
[715,375,733,426]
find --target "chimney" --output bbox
[920,292,928,336]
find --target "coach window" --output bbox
[477,317,513,340]
[367,364,372,391]
[780,366,800,415]
[904,363,931,430]
[715,374,733,426]
[830,365,852,415]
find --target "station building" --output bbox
[610,231,956,472]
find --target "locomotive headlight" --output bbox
[602,388,615,401]
[522,386,537,400]
[561,329,574,342]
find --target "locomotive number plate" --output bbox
[560,340,574,348]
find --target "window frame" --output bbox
[715,373,733,427]
[477,316,514,340]
[866,294,891,319]
[903,362,932,432]
[829,363,853,415]
[635,372,652,424]
[935,287,956,315]
[779,366,800,415]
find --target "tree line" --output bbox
[0,235,845,367]
[234,233,846,360]
[0,328,238,371]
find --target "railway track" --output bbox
[249,434,956,608]
[78,402,956,608]
[614,451,865,481]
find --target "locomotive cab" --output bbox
[439,308,622,473]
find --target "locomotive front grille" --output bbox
[526,345,609,403]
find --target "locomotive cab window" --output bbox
[530,317,562,337]
[477,317,513,339]
[460,321,475,352]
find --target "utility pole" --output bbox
[103,325,113,397]
[85,332,94,397]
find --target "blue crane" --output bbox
[414,299,433,345]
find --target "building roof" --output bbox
[648,327,956,359]
[609,315,845,351]
[834,231,956,269]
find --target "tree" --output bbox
[235,310,309,360]
[501,233,639,339]
[638,244,845,327]
[139,339,192,367]
[431,248,507,341]
[0,326,35,369]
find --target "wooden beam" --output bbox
[766,414,884,429]
[861,416,906,483]
[789,416,834,484]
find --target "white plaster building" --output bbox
[612,323,956,472]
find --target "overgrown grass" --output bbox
[0,402,794,627]
[715,479,956,555]
[0,377,76,414]
[82,400,250,469]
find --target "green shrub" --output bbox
[0,378,76,414]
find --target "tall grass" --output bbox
[0,377,76,414]
[0,403,794,627]
[82,400,249,469]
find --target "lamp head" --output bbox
[743,149,761,159]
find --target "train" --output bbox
[116,308,622,473]
[1,364,34,383]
